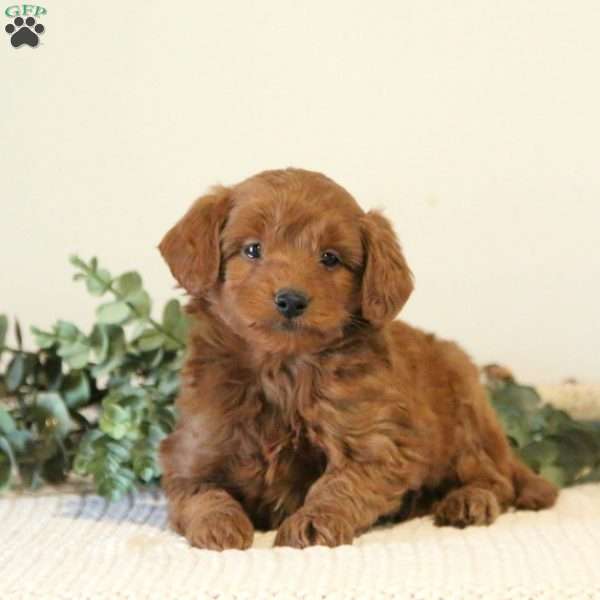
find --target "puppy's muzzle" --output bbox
[274,289,310,319]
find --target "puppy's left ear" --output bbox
[360,211,414,327]
[159,187,232,296]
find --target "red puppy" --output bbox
[158,168,557,550]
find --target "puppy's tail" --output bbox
[511,456,559,510]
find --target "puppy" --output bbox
[158,168,557,550]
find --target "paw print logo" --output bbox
[5,16,45,48]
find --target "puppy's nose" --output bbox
[274,289,309,319]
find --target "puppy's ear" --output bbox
[159,187,232,296]
[360,211,414,326]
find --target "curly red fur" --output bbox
[158,168,558,550]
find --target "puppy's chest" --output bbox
[248,417,324,525]
[245,360,326,497]
[254,360,319,449]
[256,410,325,482]
[258,358,315,420]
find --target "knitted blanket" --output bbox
[1,384,599,600]
[2,482,599,599]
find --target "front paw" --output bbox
[183,509,254,551]
[434,487,500,528]
[274,510,354,548]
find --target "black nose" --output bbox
[274,289,309,319]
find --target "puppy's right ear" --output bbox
[159,187,232,296]
[360,210,414,327]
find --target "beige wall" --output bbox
[2,0,599,382]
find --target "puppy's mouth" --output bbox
[244,317,344,351]
[248,319,306,333]
[248,319,315,335]
[273,320,302,332]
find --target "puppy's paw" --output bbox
[184,509,254,551]
[274,510,354,548]
[515,475,558,511]
[435,487,500,528]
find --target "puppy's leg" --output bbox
[163,477,254,550]
[434,391,557,527]
[434,485,502,527]
[274,463,406,548]
[511,457,558,511]
[160,429,254,551]
[434,450,515,528]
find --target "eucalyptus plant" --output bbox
[0,256,186,500]
[488,376,600,486]
[0,257,599,500]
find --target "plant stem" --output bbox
[80,261,185,350]
[145,316,183,349]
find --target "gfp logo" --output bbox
[5,4,46,47]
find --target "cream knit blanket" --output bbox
[1,385,599,600]
[1,484,599,599]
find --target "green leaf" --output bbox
[6,429,32,453]
[505,416,531,447]
[96,468,135,501]
[491,382,541,413]
[539,464,567,488]
[100,403,132,440]
[35,392,76,438]
[158,370,180,397]
[156,405,177,434]
[545,409,576,435]
[551,430,599,483]
[0,451,11,491]
[491,399,531,447]
[69,255,87,270]
[519,440,560,471]
[163,299,182,332]
[73,430,105,475]
[0,314,8,350]
[52,321,90,368]
[0,408,16,435]
[115,272,142,297]
[57,339,90,370]
[0,434,17,469]
[97,301,131,325]
[56,320,79,342]
[31,326,56,349]
[6,353,26,392]
[126,290,151,319]
[98,484,125,502]
[91,325,127,377]
[105,440,133,462]
[86,268,112,296]
[132,428,164,483]
[61,371,91,409]
[144,348,165,370]
[136,329,165,352]
[14,319,23,350]
[73,430,137,501]
[90,324,110,363]
[162,299,187,349]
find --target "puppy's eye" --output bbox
[320,251,341,268]
[243,242,262,259]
